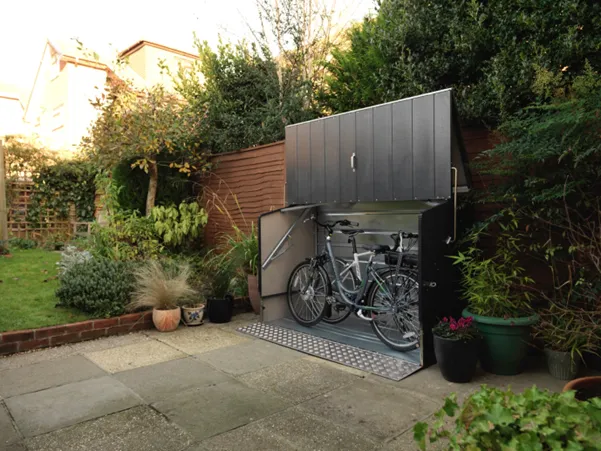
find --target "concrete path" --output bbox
[0,313,566,451]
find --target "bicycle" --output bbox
[286,216,420,352]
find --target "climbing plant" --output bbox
[27,161,97,226]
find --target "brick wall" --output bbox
[0,311,153,356]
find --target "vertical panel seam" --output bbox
[411,99,415,199]
[433,94,436,199]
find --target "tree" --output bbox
[322,0,601,125]
[254,0,348,111]
[175,39,315,153]
[83,79,210,215]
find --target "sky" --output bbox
[0,0,373,98]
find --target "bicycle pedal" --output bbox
[326,296,337,304]
[355,310,373,322]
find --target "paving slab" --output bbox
[153,380,290,441]
[115,357,234,403]
[148,327,249,355]
[0,402,20,449]
[204,312,258,332]
[238,357,359,403]
[0,355,106,398]
[84,339,185,373]
[254,406,378,451]
[299,379,440,442]
[190,423,295,451]
[25,406,193,451]
[380,425,447,451]
[0,333,149,372]
[195,340,302,376]
[5,376,141,437]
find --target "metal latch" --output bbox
[350,153,357,172]
[422,281,437,288]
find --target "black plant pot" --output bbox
[207,295,234,323]
[433,334,480,383]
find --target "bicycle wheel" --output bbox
[366,269,419,352]
[287,261,331,326]
[323,258,358,324]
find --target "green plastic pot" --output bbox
[463,309,538,376]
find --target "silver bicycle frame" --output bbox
[325,236,394,312]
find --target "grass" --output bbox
[0,248,90,332]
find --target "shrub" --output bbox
[57,245,93,275]
[90,212,163,261]
[8,238,37,250]
[414,386,601,450]
[151,202,208,249]
[56,259,135,317]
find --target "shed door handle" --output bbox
[351,153,357,172]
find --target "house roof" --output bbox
[118,40,198,60]
[47,39,111,71]
[0,83,25,107]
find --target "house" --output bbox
[0,83,26,138]
[22,39,197,156]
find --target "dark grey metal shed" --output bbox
[285,88,469,205]
[252,89,470,380]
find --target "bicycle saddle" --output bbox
[340,228,364,236]
[362,244,390,253]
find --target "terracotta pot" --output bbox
[181,304,205,326]
[563,376,601,401]
[152,307,181,332]
[247,275,261,314]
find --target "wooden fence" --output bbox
[202,141,286,245]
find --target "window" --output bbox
[50,54,60,80]
[51,104,64,131]
[176,56,194,74]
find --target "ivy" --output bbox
[27,161,97,226]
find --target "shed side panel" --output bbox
[296,122,312,204]
[339,113,357,203]
[285,126,298,205]
[324,116,341,203]
[392,99,413,201]
[412,95,435,199]
[373,104,393,201]
[356,108,374,202]
[310,120,326,203]
[434,91,452,198]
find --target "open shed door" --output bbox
[418,202,455,366]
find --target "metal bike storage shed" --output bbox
[243,89,471,380]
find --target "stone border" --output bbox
[0,312,153,356]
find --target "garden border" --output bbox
[0,311,153,356]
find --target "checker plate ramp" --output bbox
[238,322,420,381]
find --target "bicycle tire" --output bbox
[365,268,419,352]
[287,261,331,327]
[323,258,358,324]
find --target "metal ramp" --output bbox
[238,322,421,381]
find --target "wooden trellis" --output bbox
[6,181,91,240]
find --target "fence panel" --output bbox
[203,141,286,245]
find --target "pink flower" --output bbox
[450,323,458,331]
[442,317,448,322]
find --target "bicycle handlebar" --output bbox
[304,215,358,232]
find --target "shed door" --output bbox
[418,202,454,366]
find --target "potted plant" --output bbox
[564,377,601,401]
[414,386,601,450]
[451,218,538,375]
[532,303,599,380]
[432,316,480,383]
[127,261,196,332]
[220,224,260,314]
[202,253,235,323]
[181,265,210,326]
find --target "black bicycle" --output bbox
[286,216,420,352]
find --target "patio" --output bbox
[0,313,566,451]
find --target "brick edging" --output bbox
[0,311,153,356]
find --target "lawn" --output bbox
[0,249,90,332]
